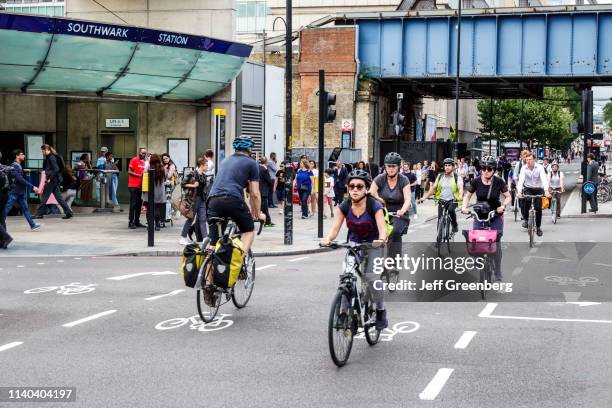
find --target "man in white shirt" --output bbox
[517,152,551,236]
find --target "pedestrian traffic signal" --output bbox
[323,92,336,123]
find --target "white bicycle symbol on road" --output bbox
[354,321,420,342]
[155,314,234,332]
[544,276,599,287]
[24,282,97,295]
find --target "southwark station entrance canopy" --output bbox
[0,12,252,101]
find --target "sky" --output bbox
[593,87,612,114]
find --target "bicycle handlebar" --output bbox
[319,240,385,250]
[468,210,496,223]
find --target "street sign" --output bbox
[341,119,352,131]
[583,182,596,195]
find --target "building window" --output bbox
[237,0,268,33]
[3,0,64,16]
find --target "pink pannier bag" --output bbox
[462,230,499,255]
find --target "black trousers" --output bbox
[0,192,11,245]
[36,178,72,216]
[261,195,272,224]
[521,187,544,228]
[586,185,598,212]
[129,187,142,224]
[437,201,458,228]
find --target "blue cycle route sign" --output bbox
[583,182,596,195]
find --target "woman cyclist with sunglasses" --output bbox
[461,156,512,282]
[321,170,389,330]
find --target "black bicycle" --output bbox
[463,209,500,300]
[436,199,458,256]
[196,217,263,323]
[381,212,408,292]
[522,194,543,248]
[324,241,384,367]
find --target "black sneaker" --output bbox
[521,221,528,229]
[1,237,13,249]
[375,309,388,331]
[135,223,147,228]
[536,228,543,237]
[62,213,73,219]
[129,222,136,229]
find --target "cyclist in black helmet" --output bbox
[207,135,264,254]
[321,169,389,330]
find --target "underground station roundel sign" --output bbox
[583,182,596,195]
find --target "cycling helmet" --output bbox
[347,169,372,187]
[232,135,255,151]
[481,156,497,168]
[384,152,402,166]
[443,158,455,166]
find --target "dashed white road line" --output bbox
[256,264,276,271]
[530,256,570,262]
[512,266,524,276]
[36,262,45,265]
[62,310,117,328]
[593,262,612,268]
[74,257,81,260]
[16,265,24,268]
[419,368,454,400]
[288,256,309,263]
[56,260,64,263]
[145,290,184,301]
[0,342,23,352]
[479,302,612,324]
[454,331,477,349]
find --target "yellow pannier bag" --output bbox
[212,237,245,289]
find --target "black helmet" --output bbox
[481,156,497,167]
[347,169,372,187]
[443,158,455,166]
[384,152,402,166]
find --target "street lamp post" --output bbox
[273,11,293,245]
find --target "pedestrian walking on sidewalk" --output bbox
[259,157,274,226]
[179,158,209,244]
[333,159,348,206]
[0,152,15,248]
[295,159,314,219]
[128,148,147,229]
[142,154,166,231]
[60,164,79,211]
[4,149,42,231]
[323,168,335,218]
[267,153,278,208]
[274,161,287,215]
[34,145,73,219]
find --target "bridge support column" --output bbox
[581,86,593,214]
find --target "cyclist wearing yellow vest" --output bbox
[419,158,463,233]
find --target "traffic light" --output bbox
[392,110,405,137]
[323,92,336,123]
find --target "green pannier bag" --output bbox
[212,236,245,289]
[180,243,205,288]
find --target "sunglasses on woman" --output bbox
[348,183,366,191]
[483,166,495,172]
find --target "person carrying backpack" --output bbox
[0,152,16,248]
[419,158,464,233]
[3,149,42,231]
[34,144,73,219]
[320,169,389,331]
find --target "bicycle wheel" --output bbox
[514,197,519,222]
[436,217,445,257]
[328,290,354,367]
[446,219,453,254]
[196,259,221,324]
[551,199,557,224]
[232,250,256,308]
[364,298,381,346]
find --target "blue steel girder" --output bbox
[356,10,612,86]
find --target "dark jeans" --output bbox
[261,195,272,224]
[267,184,276,207]
[36,178,72,217]
[299,190,309,217]
[4,192,36,228]
[333,186,345,205]
[388,214,410,266]
[521,187,544,228]
[129,187,142,224]
[0,192,11,245]
[181,197,208,241]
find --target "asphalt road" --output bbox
[2,161,612,407]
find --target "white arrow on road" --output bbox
[107,271,177,281]
[562,292,600,305]
[566,302,601,307]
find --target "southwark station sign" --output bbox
[0,14,251,57]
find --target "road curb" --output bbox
[110,246,332,258]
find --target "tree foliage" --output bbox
[604,98,612,128]
[477,87,575,149]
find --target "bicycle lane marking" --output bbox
[0,342,23,352]
[62,310,117,328]
[478,303,612,324]
[418,368,454,401]
[106,271,177,281]
[288,256,309,263]
[453,331,477,349]
[145,289,184,301]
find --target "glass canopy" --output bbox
[0,13,252,101]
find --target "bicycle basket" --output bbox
[541,196,550,209]
[212,237,245,289]
[462,230,500,255]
